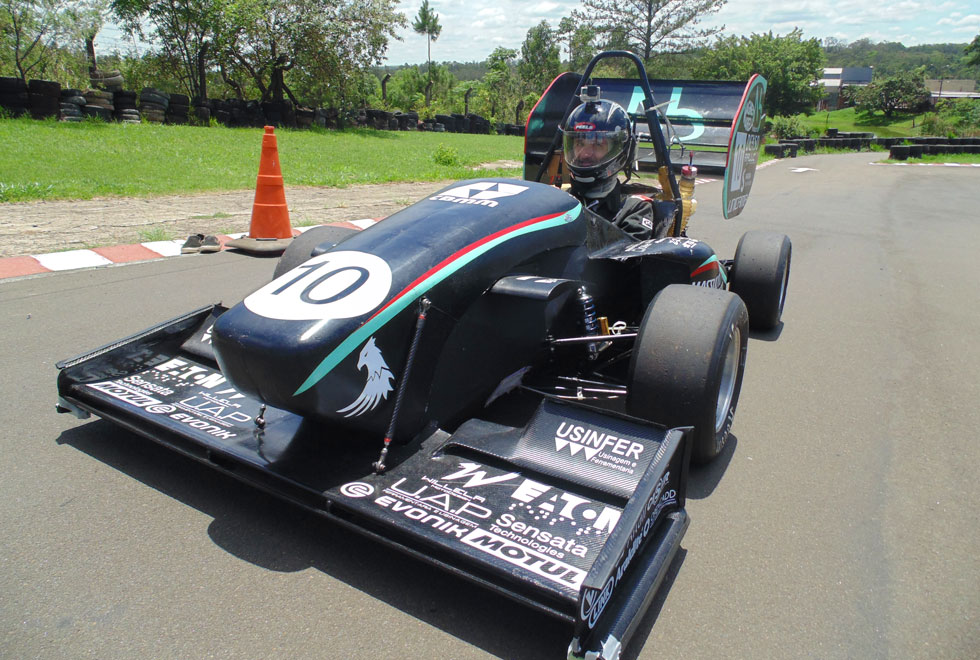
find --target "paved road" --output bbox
[2,153,977,659]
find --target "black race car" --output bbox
[56,52,789,659]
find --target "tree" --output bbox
[112,0,225,99]
[412,0,441,81]
[695,29,825,116]
[855,70,931,117]
[1,0,91,81]
[221,0,403,107]
[557,15,596,71]
[385,62,455,113]
[477,46,518,122]
[518,21,560,96]
[575,0,726,63]
[966,33,980,69]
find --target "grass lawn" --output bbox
[886,153,980,164]
[793,107,928,138]
[1,116,525,202]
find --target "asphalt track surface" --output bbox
[2,152,977,659]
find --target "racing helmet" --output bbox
[562,88,633,198]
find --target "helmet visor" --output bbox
[563,126,628,170]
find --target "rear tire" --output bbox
[627,284,749,464]
[272,225,360,279]
[729,231,791,330]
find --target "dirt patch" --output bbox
[0,180,452,258]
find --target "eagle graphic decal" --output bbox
[337,337,395,417]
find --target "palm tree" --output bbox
[412,0,442,81]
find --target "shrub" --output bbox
[432,143,460,166]
[771,115,814,140]
[918,113,957,138]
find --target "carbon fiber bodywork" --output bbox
[56,305,689,657]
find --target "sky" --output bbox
[381,0,980,66]
[97,0,980,64]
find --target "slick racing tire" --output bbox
[272,225,360,279]
[627,284,749,464]
[729,231,791,331]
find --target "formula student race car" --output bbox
[56,52,789,659]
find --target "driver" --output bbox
[562,88,674,240]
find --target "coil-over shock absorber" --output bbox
[577,286,599,360]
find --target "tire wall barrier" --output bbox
[774,131,980,160]
[1,78,501,136]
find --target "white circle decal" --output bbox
[340,482,375,498]
[244,251,392,322]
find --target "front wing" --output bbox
[56,304,690,658]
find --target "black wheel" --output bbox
[272,225,360,279]
[729,231,791,331]
[627,284,749,464]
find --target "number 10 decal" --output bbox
[244,251,393,322]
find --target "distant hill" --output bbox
[823,40,977,80]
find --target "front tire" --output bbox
[272,225,360,279]
[729,231,791,330]
[627,285,749,464]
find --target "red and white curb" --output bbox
[0,219,380,281]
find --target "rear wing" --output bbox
[524,63,767,219]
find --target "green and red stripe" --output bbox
[294,203,582,395]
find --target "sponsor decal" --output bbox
[461,528,587,589]
[243,250,393,323]
[692,274,726,289]
[374,478,486,539]
[178,389,252,427]
[88,364,251,441]
[430,182,528,209]
[580,471,678,628]
[626,86,705,143]
[491,513,588,559]
[88,381,162,408]
[340,482,375,498]
[294,205,582,395]
[154,358,229,389]
[724,74,767,219]
[443,463,620,539]
[553,421,645,476]
[337,337,395,417]
[167,412,236,440]
[690,255,728,288]
[623,236,701,254]
[573,122,596,131]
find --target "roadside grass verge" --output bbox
[884,153,980,164]
[0,116,524,202]
[791,107,927,138]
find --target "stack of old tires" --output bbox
[59,88,86,121]
[192,96,211,123]
[90,70,124,92]
[395,111,419,130]
[26,79,61,119]
[0,77,29,116]
[113,90,140,123]
[140,87,168,123]
[434,114,455,132]
[166,93,189,124]
[296,107,314,129]
[314,107,339,129]
[261,100,295,127]
[82,89,113,121]
[467,114,490,134]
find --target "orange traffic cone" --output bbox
[227,125,297,253]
